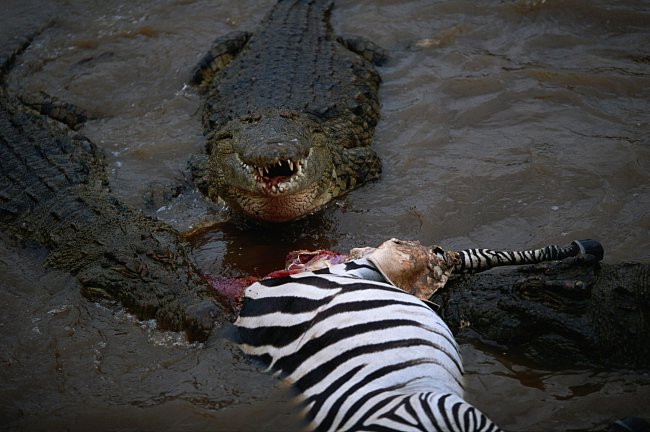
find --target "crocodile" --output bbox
[0,36,222,342]
[190,0,385,222]
[2,27,649,371]
[433,259,650,368]
[4,81,650,369]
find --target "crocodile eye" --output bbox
[240,113,261,123]
[214,132,233,141]
[279,110,300,120]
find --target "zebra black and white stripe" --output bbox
[235,258,502,432]
[454,239,603,273]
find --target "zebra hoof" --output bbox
[572,239,604,261]
[606,416,650,432]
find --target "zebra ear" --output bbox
[364,238,458,300]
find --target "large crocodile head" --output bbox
[205,110,335,222]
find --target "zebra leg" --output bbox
[453,239,604,274]
[348,238,603,301]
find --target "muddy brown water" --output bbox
[1,0,649,430]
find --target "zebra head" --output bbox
[351,238,461,300]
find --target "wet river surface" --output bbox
[1,0,649,430]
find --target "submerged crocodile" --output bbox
[190,0,385,222]
[0,37,222,342]
[435,259,650,368]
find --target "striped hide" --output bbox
[234,258,502,432]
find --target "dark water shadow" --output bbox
[187,206,341,278]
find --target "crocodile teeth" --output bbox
[246,157,305,188]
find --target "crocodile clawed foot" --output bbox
[19,91,91,130]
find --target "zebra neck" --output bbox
[317,258,388,283]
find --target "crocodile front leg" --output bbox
[337,35,387,65]
[189,31,252,88]
[334,145,382,192]
[18,91,90,130]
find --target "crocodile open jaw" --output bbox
[241,155,307,195]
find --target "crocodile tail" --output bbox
[453,239,604,274]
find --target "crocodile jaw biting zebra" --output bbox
[232,239,602,431]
